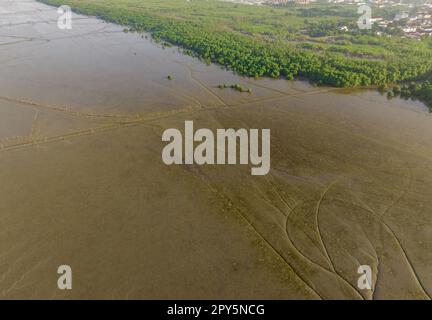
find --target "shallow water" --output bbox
[0,0,431,299]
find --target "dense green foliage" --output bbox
[218,83,252,93]
[38,0,432,107]
[388,81,432,110]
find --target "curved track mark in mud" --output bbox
[314,180,366,298]
[284,198,363,299]
[348,191,431,299]
[188,168,324,299]
[285,200,336,273]
[315,180,338,272]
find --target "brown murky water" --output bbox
[0,0,431,299]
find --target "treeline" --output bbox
[388,82,432,110]
[118,19,432,87]
[38,0,432,107]
[82,9,432,87]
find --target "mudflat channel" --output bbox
[0,0,431,299]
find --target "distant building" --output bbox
[402,26,417,32]
[371,17,384,23]
[394,12,409,20]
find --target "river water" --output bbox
[0,0,431,299]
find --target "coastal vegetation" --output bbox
[218,83,252,93]
[387,81,432,109]
[38,0,432,109]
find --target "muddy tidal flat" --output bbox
[0,0,431,299]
